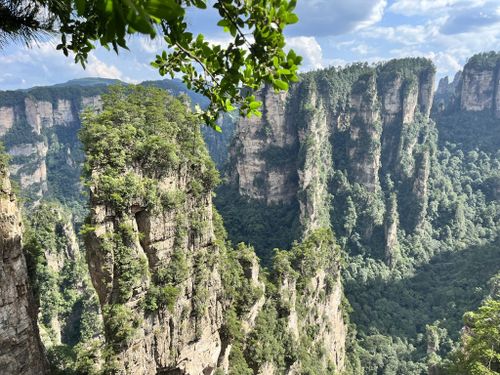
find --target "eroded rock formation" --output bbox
[0,156,48,374]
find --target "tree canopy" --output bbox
[0,0,302,128]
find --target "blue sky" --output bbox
[1,0,500,90]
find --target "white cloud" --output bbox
[351,43,371,55]
[388,47,462,75]
[85,55,124,80]
[136,36,165,54]
[354,0,387,30]
[286,36,324,71]
[361,21,442,46]
[388,0,490,16]
[289,0,387,36]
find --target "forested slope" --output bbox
[217,53,500,373]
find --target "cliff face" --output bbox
[0,88,105,202]
[0,155,48,374]
[86,168,225,374]
[0,79,235,205]
[436,52,500,118]
[22,202,103,363]
[224,58,436,265]
[81,86,344,374]
[232,85,298,205]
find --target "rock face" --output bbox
[0,86,105,202]
[86,167,225,374]
[232,85,298,205]
[0,80,237,204]
[225,58,436,258]
[80,88,228,374]
[436,52,500,117]
[0,158,48,374]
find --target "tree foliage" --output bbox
[445,299,500,375]
[0,0,302,128]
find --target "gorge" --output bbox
[0,52,499,374]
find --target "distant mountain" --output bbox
[50,77,124,87]
[0,77,236,205]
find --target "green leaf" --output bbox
[273,79,289,90]
[145,0,184,21]
[286,13,299,24]
[277,68,291,75]
[249,101,262,110]
[217,19,231,28]
[193,0,207,9]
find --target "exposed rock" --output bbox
[348,72,382,192]
[0,93,105,202]
[301,270,345,370]
[460,68,496,112]
[231,85,298,204]
[443,53,500,118]
[384,194,400,268]
[53,99,75,125]
[0,161,48,374]
[25,98,53,134]
[86,174,225,374]
[0,107,14,136]
[226,58,436,242]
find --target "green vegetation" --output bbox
[0,142,9,175]
[80,85,219,214]
[465,51,500,70]
[215,185,300,265]
[435,110,500,154]
[376,57,435,97]
[80,85,224,363]
[219,227,341,374]
[444,298,500,374]
[215,59,499,374]
[23,201,103,374]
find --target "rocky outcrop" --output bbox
[22,202,103,356]
[0,89,104,201]
[225,58,436,253]
[231,85,298,204]
[436,52,500,118]
[348,71,382,192]
[0,158,48,374]
[461,67,496,112]
[85,167,225,374]
[0,107,14,136]
[0,80,235,204]
[81,86,345,374]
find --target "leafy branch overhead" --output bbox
[0,0,302,129]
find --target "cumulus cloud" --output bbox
[85,55,124,80]
[0,39,134,90]
[288,0,387,37]
[286,36,324,71]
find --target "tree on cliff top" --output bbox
[0,0,302,128]
[445,299,500,374]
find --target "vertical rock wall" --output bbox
[0,159,48,374]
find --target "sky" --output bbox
[1,0,500,90]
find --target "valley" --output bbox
[0,52,499,374]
